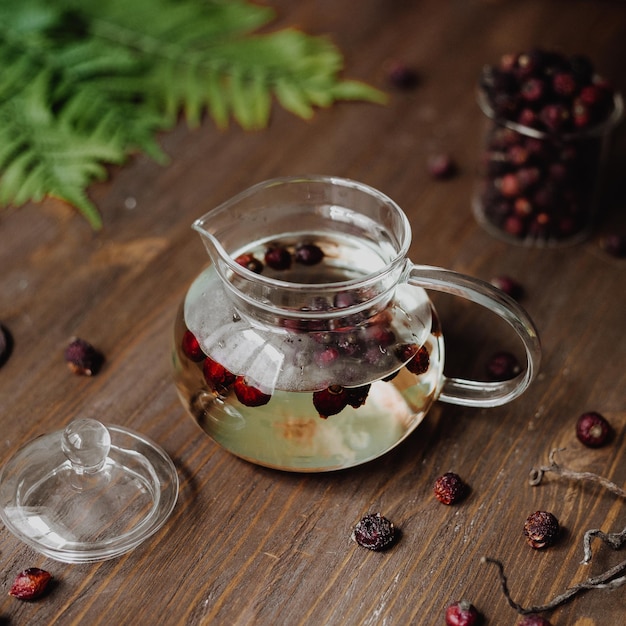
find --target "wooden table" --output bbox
[1,1,625,623]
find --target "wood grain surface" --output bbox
[1,1,625,624]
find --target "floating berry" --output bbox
[234,377,271,407]
[264,245,292,270]
[352,513,397,551]
[9,568,52,601]
[64,337,104,376]
[294,243,324,266]
[346,384,371,409]
[235,253,263,274]
[445,600,482,626]
[181,330,205,362]
[486,351,521,381]
[203,356,236,393]
[523,511,560,549]
[312,385,348,418]
[314,346,340,368]
[434,472,469,505]
[575,411,612,447]
[399,344,430,375]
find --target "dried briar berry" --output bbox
[264,245,292,271]
[352,513,397,551]
[203,356,236,393]
[575,411,612,448]
[294,243,324,266]
[9,567,52,601]
[490,275,524,300]
[445,599,482,626]
[428,153,457,179]
[181,330,205,362]
[64,337,104,376]
[233,376,271,407]
[235,253,263,274]
[434,472,469,505]
[600,234,626,258]
[386,60,419,90]
[523,510,560,549]
[312,385,348,418]
[486,351,521,381]
[0,322,13,368]
[517,616,552,626]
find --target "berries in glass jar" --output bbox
[234,377,271,407]
[181,330,205,362]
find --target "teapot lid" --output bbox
[0,419,178,563]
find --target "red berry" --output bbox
[490,275,524,300]
[517,615,552,626]
[203,356,236,393]
[9,568,52,601]
[346,384,371,409]
[294,243,324,265]
[352,513,397,551]
[233,377,271,407]
[575,411,612,447]
[312,385,348,418]
[386,61,419,90]
[434,472,469,505]
[64,337,104,376]
[427,153,457,179]
[235,253,263,274]
[264,245,292,270]
[523,511,560,549]
[486,351,521,381]
[397,343,430,375]
[445,600,481,626]
[181,330,205,362]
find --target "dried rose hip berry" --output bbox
[64,337,104,376]
[517,616,552,626]
[575,411,612,447]
[434,472,469,505]
[600,234,626,258]
[396,343,430,375]
[386,60,419,90]
[485,351,521,381]
[294,243,324,266]
[428,153,457,179]
[523,511,560,549]
[233,377,271,407]
[445,600,482,626]
[312,385,348,418]
[352,513,397,551]
[235,253,264,273]
[346,384,371,409]
[9,568,52,601]
[264,245,292,271]
[181,330,205,362]
[203,356,236,393]
[0,322,13,368]
[490,275,524,300]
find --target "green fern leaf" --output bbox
[0,0,386,228]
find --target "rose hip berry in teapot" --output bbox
[172,177,541,471]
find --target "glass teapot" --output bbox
[172,176,541,471]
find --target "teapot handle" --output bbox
[406,264,541,407]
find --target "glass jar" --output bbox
[473,87,623,246]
